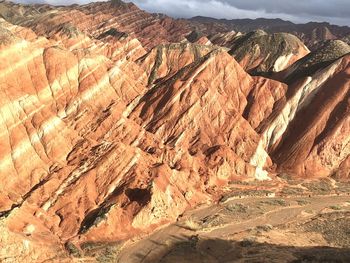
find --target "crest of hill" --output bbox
[283,40,350,83]
[227,30,309,74]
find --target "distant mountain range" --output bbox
[189,16,350,49]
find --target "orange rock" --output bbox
[0,1,349,261]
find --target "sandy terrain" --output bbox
[66,179,350,262]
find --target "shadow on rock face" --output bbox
[125,187,152,206]
[132,235,350,263]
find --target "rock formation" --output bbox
[280,40,350,83]
[0,0,349,261]
[226,30,309,75]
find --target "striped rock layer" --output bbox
[0,1,349,261]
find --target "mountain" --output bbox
[190,16,350,49]
[0,0,192,50]
[281,40,350,82]
[220,30,309,74]
[0,0,349,262]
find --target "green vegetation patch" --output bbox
[302,179,333,195]
[258,199,287,207]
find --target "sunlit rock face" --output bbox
[0,0,349,261]
[269,54,350,178]
[260,41,350,178]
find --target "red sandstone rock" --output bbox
[0,1,349,261]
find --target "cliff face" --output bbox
[0,1,349,261]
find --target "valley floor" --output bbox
[73,179,350,262]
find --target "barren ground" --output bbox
[70,179,350,262]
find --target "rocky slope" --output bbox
[225,30,309,75]
[0,0,191,50]
[280,40,350,82]
[0,0,349,262]
[269,53,350,177]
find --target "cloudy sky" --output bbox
[15,0,350,26]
